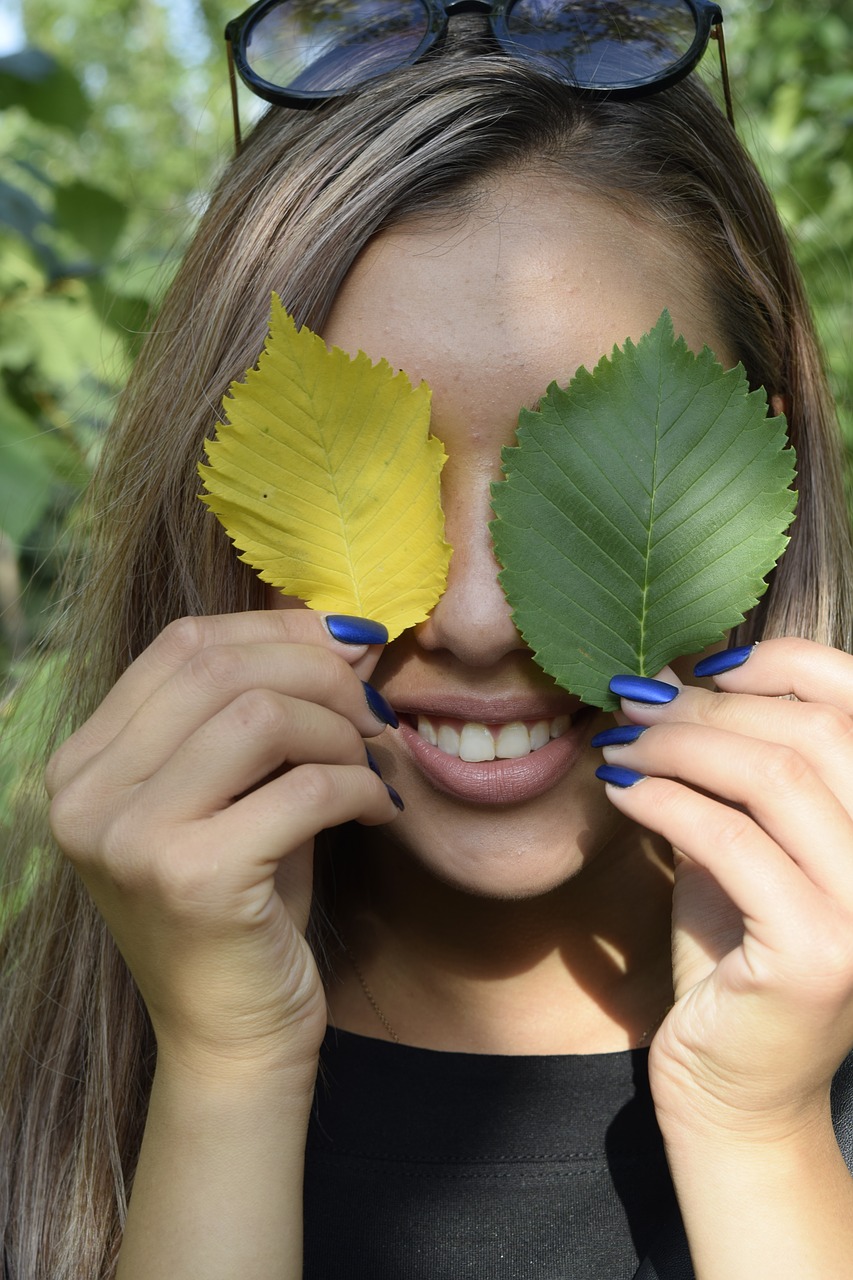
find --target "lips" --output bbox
[393,700,595,806]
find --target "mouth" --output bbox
[393,702,597,806]
[405,713,572,762]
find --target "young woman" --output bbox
[3,3,853,1277]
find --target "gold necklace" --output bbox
[343,944,669,1050]
[343,943,400,1044]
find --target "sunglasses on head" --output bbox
[225,0,733,151]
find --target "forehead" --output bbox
[323,172,733,415]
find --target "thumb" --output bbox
[321,612,390,682]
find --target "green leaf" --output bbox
[0,392,61,544]
[0,48,89,131]
[491,311,797,711]
[0,178,48,245]
[0,291,118,389]
[55,181,127,262]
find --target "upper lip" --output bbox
[388,692,586,723]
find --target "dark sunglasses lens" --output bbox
[245,0,431,95]
[504,0,699,89]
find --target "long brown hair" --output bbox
[2,39,851,1278]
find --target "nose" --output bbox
[415,470,527,667]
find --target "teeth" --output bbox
[416,714,571,758]
[417,715,437,746]
[494,722,530,759]
[459,723,496,762]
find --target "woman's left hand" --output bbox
[599,636,853,1141]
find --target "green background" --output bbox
[1,0,851,804]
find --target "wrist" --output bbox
[153,1035,321,1105]
[658,1087,837,1181]
[657,1095,853,1280]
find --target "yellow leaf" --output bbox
[198,295,451,640]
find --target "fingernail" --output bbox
[609,674,679,704]
[591,725,648,748]
[693,644,755,679]
[366,748,383,778]
[326,615,389,646]
[386,783,405,811]
[363,682,399,729]
[596,764,646,788]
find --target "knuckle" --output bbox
[752,743,811,794]
[289,762,338,810]
[156,615,209,665]
[48,783,88,856]
[713,809,755,856]
[187,643,245,695]
[693,690,741,732]
[44,725,90,797]
[44,740,71,798]
[229,687,284,736]
[305,644,354,697]
[98,814,202,904]
[802,703,852,751]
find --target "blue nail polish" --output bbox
[365,748,383,778]
[363,682,399,729]
[386,784,405,811]
[326,615,389,646]
[591,725,648,748]
[609,674,679,704]
[596,764,646,788]
[693,645,755,679]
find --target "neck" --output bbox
[326,826,674,1055]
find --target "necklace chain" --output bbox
[343,943,669,1049]
[343,943,401,1043]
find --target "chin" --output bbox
[371,772,625,901]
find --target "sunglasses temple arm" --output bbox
[711,23,735,128]
[226,36,244,155]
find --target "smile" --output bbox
[413,715,571,762]
[396,707,593,806]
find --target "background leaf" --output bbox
[54,180,127,262]
[0,48,89,130]
[199,297,451,640]
[491,312,797,710]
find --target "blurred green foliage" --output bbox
[726,0,853,472]
[0,0,851,786]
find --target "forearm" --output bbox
[664,1108,853,1279]
[117,1054,317,1280]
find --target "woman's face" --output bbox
[319,173,734,899]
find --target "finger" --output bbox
[601,722,853,905]
[213,761,401,867]
[46,610,387,793]
[113,642,397,786]
[139,693,371,822]
[611,677,853,822]
[697,637,853,716]
[598,773,824,950]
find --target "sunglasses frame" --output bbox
[225,0,733,151]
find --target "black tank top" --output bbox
[304,1028,682,1279]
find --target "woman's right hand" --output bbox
[45,609,399,1079]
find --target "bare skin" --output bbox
[48,174,853,1279]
